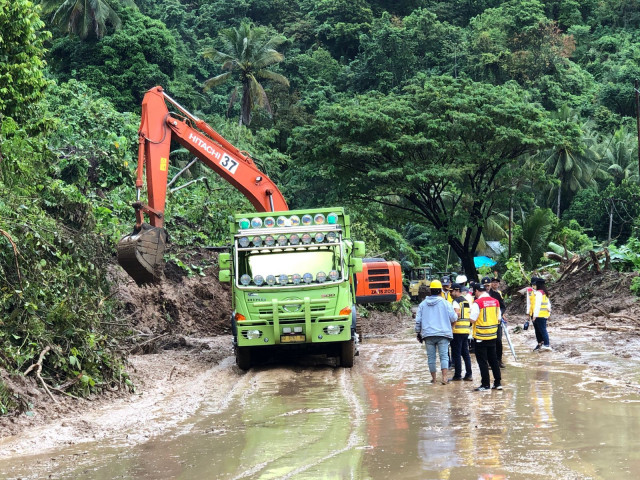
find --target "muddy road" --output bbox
[1,324,640,480]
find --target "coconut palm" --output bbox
[601,127,639,186]
[533,106,603,217]
[39,0,135,39]
[202,22,289,126]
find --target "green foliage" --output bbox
[42,79,138,192]
[608,237,640,271]
[0,0,51,121]
[40,0,135,39]
[202,22,289,126]
[502,255,528,287]
[516,208,558,269]
[630,276,640,296]
[552,220,593,253]
[290,75,565,278]
[564,181,640,243]
[0,119,131,413]
[47,6,179,111]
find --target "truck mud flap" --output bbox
[116,223,167,285]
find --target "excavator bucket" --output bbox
[116,223,167,285]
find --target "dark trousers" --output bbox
[474,338,501,388]
[496,323,503,362]
[451,333,472,378]
[533,317,550,346]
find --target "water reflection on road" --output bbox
[2,330,640,480]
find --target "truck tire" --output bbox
[340,340,355,368]
[236,346,251,370]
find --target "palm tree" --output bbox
[40,0,135,39]
[202,22,289,126]
[533,107,603,217]
[601,127,639,186]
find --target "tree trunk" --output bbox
[459,253,477,282]
[556,183,562,218]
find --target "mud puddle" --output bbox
[1,329,640,479]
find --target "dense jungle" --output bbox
[1,0,640,416]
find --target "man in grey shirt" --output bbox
[415,280,458,384]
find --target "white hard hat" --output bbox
[455,275,467,284]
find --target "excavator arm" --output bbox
[117,86,288,285]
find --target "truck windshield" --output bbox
[238,246,342,285]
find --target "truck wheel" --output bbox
[340,340,355,368]
[236,347,251,370]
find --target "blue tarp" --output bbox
[474,256,497,268]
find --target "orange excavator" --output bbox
[117,86,286,284]
[117,86,402,303]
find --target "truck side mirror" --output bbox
[218,269,231,283]
[219,252,230,269]
[349,258,363,273]
[353,241,365,258]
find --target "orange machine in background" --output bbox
[355,258,403,304]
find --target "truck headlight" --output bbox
[253,275,264,286]
[326,231,337,242]
[239,236,250,247]
[292,273,302,285]
[329,270,339,281]
[240,274,251,286]
[314,232,325,243]
[325,325,342,335]
[252,236,262,247]
[266,275,276,286]
[278,274,288,285]
[316,271,327,283]
[246,329,262,339]
[303,273,313,284]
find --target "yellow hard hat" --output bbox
[429,280,442,289]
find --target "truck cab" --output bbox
[218,207,364,369]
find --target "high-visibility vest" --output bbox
[453,296,471,334]
[527,287,535,316]
[537,291,550,318]
[472,296,500,340]
[440,291,453,303]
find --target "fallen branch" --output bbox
[23,346,58,404]
[559,325,635,332]
[0,228,23,288]
[129,333,170,353]
[589,250,601,274]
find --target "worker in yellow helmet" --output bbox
[414,279,458,385]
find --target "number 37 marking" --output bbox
[220,154,239,174]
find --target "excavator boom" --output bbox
[117,86,288,285]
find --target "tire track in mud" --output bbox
[226,367,366,480]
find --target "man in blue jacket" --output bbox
[415,280,458,385]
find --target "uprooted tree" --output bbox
[290,75,568,279]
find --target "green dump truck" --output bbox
[218,207,365,370]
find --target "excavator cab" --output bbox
[117,223,167,285]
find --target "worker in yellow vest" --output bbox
[525,276,540,327]
[469,282,502,391]
[441,276,454,303]
[532,278,552,351]
[450,283,473,381]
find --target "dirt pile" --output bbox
[506,269,640,329]
[111,248,232,339]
